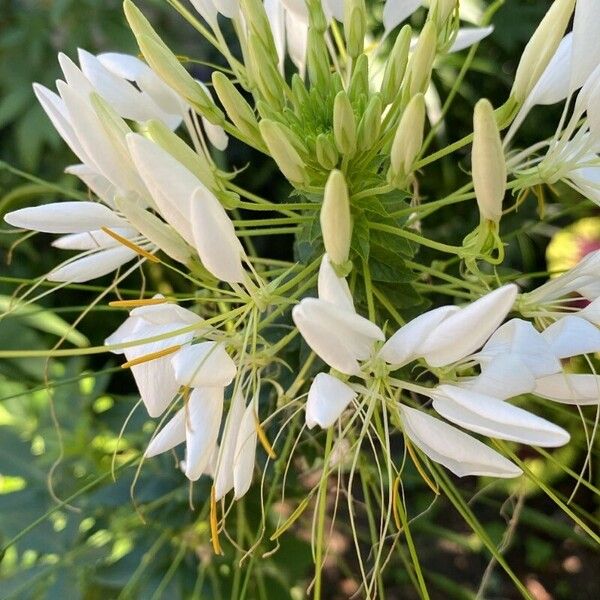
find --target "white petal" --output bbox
[190,0,219,28]
[323,0,344,22]
[4,202,125,234]
[400,406,522,478]
[214,390,246,500]
[233,402,258,499]
[433,385,570,447]
[534,373,600,405]
[129,300,202,327]
[420,285,518,367]
[213,0,239,19]
[171,342,236,388]
[202,117,229,150]
[449,26,494,54]
[127,133,196,244]
[292,298,384,375]
[578,296,600,326]
[383,0,422,34]
[380,305,459,367]
[190,188,246,283]
[145,409,186,457]
[280,0,307,21]
[52,228,136,250]
[570,0,600,90]
[532,34,573,105]
[96,52,150,80]
[286,11,309,75]
[306,373,356,429]
[479,318,561,378]
[265,0,286,71]
[542,316,600,358]
[185,387,224,481]
[317,254,354,311]
[65,164,117,205]
[461,354,536,400]
[47,246,137,283]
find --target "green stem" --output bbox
[369,222,463,255]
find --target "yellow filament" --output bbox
[392,476,402,531]
[210,486,223,555]
[101,227,160,262]
[405,438,440,496]
[255,415,277,459]
[109,297,169,308]
[120,344,181,369]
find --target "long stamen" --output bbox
[255,414,277,459]
[121,344,181,369]
[210,485,223,555]
[109,297,170,308]
[405,438,440,495]
[101,227,160,263]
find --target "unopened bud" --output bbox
[259,120,307,185]
[247,34,286,110]
[407,21,437,96]
[344,0,366,58]
[316,134,339,170]
[472,99,506,224]
[357,94,383,151]
[240,0,278,58]
[333,91,357,156]
[430,0,457,30]
[306,0,328,33]
[212,72,260,141]
[348,54,369,103]
[124,1,223,122]
[511,0,575,104]
[307,27,331,89]
[380,24,411,105]
[291,74,311,112]
[321,170,352,265]
[389,93,426,187]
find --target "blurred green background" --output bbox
[0,1,598,598]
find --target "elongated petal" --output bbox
[578,296,600,326]
[52,228,137,250]
[214,390,246,500]
[542,315,600,358]
[233,402,257,499]
[190,188,245,283]
[317,254,354,311]
[461,354,536,400]
[145,409,186,457]
[400,406,522,478]
[383,0,421,34]
[171,342,236,388]
[381,305,459,367]
[190,0,219,28]
[292,298,384,375]
[96,52,150,80]
[4,202,125,234]
[129,301,202,326]
[433,385,570,447]
[185,387,224,481]
[47,246,137,283]
[478,318,561,378]
[286,11,309,75]
[65,164,117,205]
[449,26,494,54]
[570,0,600,90]
[265,0,286,71]
[420,285,518,367]
[306,373,356,429]
[127,133,196,244]
[534,373,600,405]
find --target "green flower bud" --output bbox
[212,72,261,142]
[321,170,352,265]
[247,34,287,110]
[348,54,369,103]
[124,1,222,122]
[306,0,328,33]
[357,94,383,151]
[472,99,506,224]
[307,28,331,89]
[344,0,366,58]
[239,0,278,59]
[407,21,437,97]
[333,91,357,156]
[316,134,340,170]
[259,120,307,185]
[389,93,426,187]
[291,74,311,113]
[430,0,458,30]
[380,24,411,105]
[511,0,575,104]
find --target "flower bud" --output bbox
[306,0,328,33]
[321,170,352,265]
[240,0,278,58]
[472,99,506,224]
[511,0,576,104]
[348,54,369,103]
[247,34,286,110]
[357,94,383,151]
[380,24,411,105]
[291,74,311,112]
[389,93,425,187]
[333,91,357,156]
[430,0,457,30]
[316,134,339,170]
[212,72,261,141]
[344,0,366,58]
[307,27,331,89]
[259,120,307,184]
[407,21,437,96]
[124,1,223,122]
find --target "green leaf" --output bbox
[351,210,370,261]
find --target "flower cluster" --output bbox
[2,0,600,587]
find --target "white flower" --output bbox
[105,297,203,417]
[534,374,600,406]
[306,373,356,429]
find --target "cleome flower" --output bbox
[293,255,572,479]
